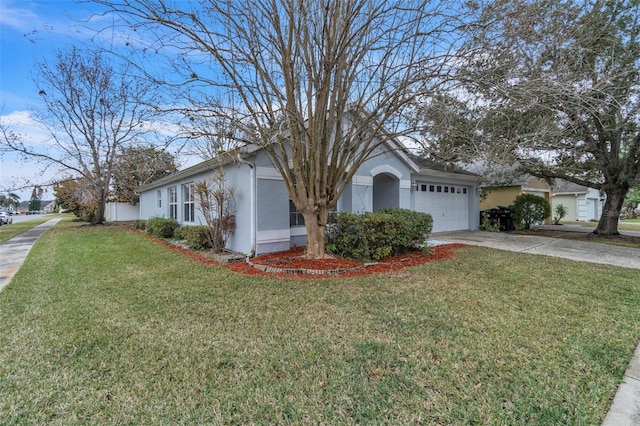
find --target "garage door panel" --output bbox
[415,183,469,232]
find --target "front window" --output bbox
[168,187,177,220]
[183,182,195,223]
[289,200,305,227]
[157,190,162,208]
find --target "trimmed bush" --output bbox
[511,194,551,230]
[146,217,180,239]
[326,208,433,261]
[132,219,147,231]
[179,226,213,250]
[379,207,433,249]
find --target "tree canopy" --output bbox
[111,146,177,205]
[420,0,640,234]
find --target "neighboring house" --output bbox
[551,180,604,222]
[137,138,481,256]
[43,201,57,214]
[480,175,552,211]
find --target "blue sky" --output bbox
[0,0,111,202]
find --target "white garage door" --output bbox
[415,183,469,232]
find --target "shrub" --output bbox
[326,212,370,261]
[146,217,180,238]
[132,219,147,231]
[326,208,432,261]
[378,207,433,250]
[511,194,551,230]
[179,226,213,250]
[621,204,638,219]
[193,175,236,252]
[480,211,500,232]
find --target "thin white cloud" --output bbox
[0,1,40,31]
[0,109,61,198]
[0,110,52,148]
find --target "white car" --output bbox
[0,211,13,224]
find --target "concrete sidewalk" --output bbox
[433,227,640,425]
[0,217,62,291]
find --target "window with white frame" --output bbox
[157,190,162,208]
[168,186,178,220]
[289,200,305,227]
[183,182,195,223]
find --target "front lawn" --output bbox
[1,219,639,424]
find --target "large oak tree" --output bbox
[420,0,640,235]
[95,0,461,258]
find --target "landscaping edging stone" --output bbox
[245,258,374,275]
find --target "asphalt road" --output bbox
[8,213,47,224]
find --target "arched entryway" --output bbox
[373,172,400,212]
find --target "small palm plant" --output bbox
[553,203,568,225]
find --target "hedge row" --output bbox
[326,208,433,261]
[133,218,211,250]
[138,208,433,260]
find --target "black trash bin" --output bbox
[480,206,514,231]
[496,206,514,232]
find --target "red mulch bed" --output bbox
[227,245,466,279]
[130,227,465,279]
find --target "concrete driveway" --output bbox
[432,229,640,270]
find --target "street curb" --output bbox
[601,342,640,425]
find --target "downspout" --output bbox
[236,153,256,257]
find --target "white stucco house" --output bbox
[137,135,481,256]
[551,180,604,222]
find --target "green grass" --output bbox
[562,220,640,231]
[0,217,50,243]
[1,219,639,424]
[620,218,640,224]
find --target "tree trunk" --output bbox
[594,185,628,235]
[92,196,106,225]
[302,206,329,259]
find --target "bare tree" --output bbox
[0,47,162,224]
[94,0,461,258]
[182,114,245,161]
[420,0,640,235]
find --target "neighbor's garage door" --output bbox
[415,183,469,232]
